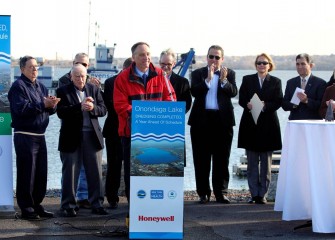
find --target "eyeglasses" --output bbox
[256,61,269,65]
[75,62,88,68]
[160,63,173,67]
[26,65,39,70]
[208,55,221,60]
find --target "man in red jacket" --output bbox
[113,42,176,202]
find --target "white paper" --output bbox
[290,87,305,105]
[250,93,263,124]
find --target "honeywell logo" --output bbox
[138,215,175,222]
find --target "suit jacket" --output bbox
[238,73,282,151]
[169,72,192,113]
[319,84,335,119]
[282,74,326,120]
[102,75,119,139]
[56,82,107,152]
[188,66,238,127]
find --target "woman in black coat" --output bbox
[238,53,283,204]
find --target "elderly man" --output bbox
[56,64,107,217]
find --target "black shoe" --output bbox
[256,197,267,204]
[77,199,91,209]
[216,195,230,204]
[108,202,119,209]
[199,195,209,204]
[21,212,40,220]
[92,207,108,215]
[61,208,77,217]
[248,197,255,204]
[37,210,54,218]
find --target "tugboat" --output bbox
[87,43,119,87]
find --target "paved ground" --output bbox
[1,197,335,240]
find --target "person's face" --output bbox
[133,44,150,72]
[21,59,39,82]
[159,54,175,76]
[296,57,312,77]
[256,56,270,74]
[74,55,90,69]
[207,48,223,71]
[71,66,87,90]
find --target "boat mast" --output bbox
[87,0,91,56]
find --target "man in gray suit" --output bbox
[282,53,326,120]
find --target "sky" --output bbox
[1,0,335,60]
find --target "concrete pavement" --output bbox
[1,196,335,240]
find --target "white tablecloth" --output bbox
[274,120,335,233]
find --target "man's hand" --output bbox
[44,96,60,108]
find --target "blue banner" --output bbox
[129,100,185,239]
[0,15,14,214]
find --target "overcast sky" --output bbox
[1,0,334,60]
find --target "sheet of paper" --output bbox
[290,87,305,105]
[250,93,263,124]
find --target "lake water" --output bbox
[10,69,333,190]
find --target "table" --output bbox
[274,120,335,233]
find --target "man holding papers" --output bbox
[238,53,283,204]
[282,53,326,120]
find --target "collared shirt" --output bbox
[205,70,220,110]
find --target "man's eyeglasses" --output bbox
[75,62,88,68]
[208,55,221,60]
[256,61,269,65]
[160,63,173,67]
[26,65,39,70]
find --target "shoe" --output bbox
[61,208,77,217]
[92,207,108,215]
[199,195,209,204]
[108,202,118,209]
[216,195,230,204]
[77,199,91,209]
[248,197,255,204]
[21,211,40,220]
[256,197,267,204]
[37,210,54,218]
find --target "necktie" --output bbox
[261,78,264,88]
[78,91,85,102]
[214,71,220,76]
[301,78,306,90]
[142,74,147,86]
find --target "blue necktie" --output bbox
[214,71,220,76]
[142,74,147,86]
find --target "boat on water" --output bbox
[87,43,119,84]
[232,150,281,176]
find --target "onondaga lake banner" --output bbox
[129,100,185,239]
[0,15,14,213]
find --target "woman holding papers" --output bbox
[237,53,283,204]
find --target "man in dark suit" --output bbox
[188,45,238,204]
[282,53,327,120]
[159,48,192,113]
[103,57,132,209]
[159,48,192,167]
[56,64,108,217]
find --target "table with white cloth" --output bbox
[274,120,335,233]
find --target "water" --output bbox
[10,69,333,190]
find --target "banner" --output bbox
[0,15,14,215]
[129,100,185,239]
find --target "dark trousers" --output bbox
[60,131,104,210]
[121,137,131,201]
[105,136,123,203]
[14,133,47,213]
[190,111,233,198]
[246,150,272,198]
